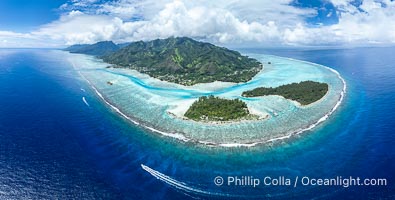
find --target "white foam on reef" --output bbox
[144,126,190,142]
[191,78,346,147]
[218,142,259,148]
[70,53,347,148]
[75,69,140,127]
[196,59,347,147]
[74,67,192,143]
[198,61,347,147]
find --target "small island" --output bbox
[242,81,328,105]
[184,95,257,121]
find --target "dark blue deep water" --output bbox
[0,48,394,199]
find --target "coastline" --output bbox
[166,103,270,125]
[72,54,346,148]
[198,67,346,148]
[113,68,241,92]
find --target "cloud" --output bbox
[329,0,395,44]
[32,11,124,45]
[2,0,395,47]
[126,0,284,43]
[0,31,44,48]
[30,0,313,46]
[263,0,395,45]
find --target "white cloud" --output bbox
[330,0,358,13]
[262,0,395,45]
[30,0,317,46]
[2,0,395,47]
[32,11,124,45]
[329,0,395,44]
[97,4,137,19]
[128,1,283,43]
[29,1,288,45]
[0,31,41,48]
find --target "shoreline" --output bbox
[112,68,241,92]
[72,56,346,148]
[166,104,270,125]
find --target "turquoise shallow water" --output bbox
[71,52,344,146]
[0,48,394,199]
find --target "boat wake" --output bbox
[141,164,238,198]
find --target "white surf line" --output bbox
[73,65,191,143]
[82,97,90,107]
[195,58,347,148]
[92,85,191,142]
[141,164,238,198]
[71,57,346,148]
[76,70,140,126]
[144,126,190,142]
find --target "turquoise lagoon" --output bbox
[69,52,345,146]
[2,48,393,199]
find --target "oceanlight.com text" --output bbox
[214,176,387,188]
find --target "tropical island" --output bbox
[67,37,345,144]
[65,37,336,124]
[242,81,329,105]
[101,37,262,85]
[65,37,262,86]
[184,95,258,122]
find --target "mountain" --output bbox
[63,44,89,52]
[117,42,131,48]
[101,37,262,85]
[65,41,120,56]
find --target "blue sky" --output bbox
[0,0,394,47]
[0,0,66,32]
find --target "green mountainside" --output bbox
[65,41,120,56]
[64,44,89,52]
[101,37,262,85]
[117,42,131,48]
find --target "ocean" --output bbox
[0,47,394,199]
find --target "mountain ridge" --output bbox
[64,41,120,56]
[66,37,262,85]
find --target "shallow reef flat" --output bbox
[68,52,345,147]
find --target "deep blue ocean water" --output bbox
[0,47,394,199]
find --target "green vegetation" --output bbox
[64,44,89,52]
[65,41,120,56]
[242,81,329,105]
[101,37,262,85]
[184,95,251,121]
